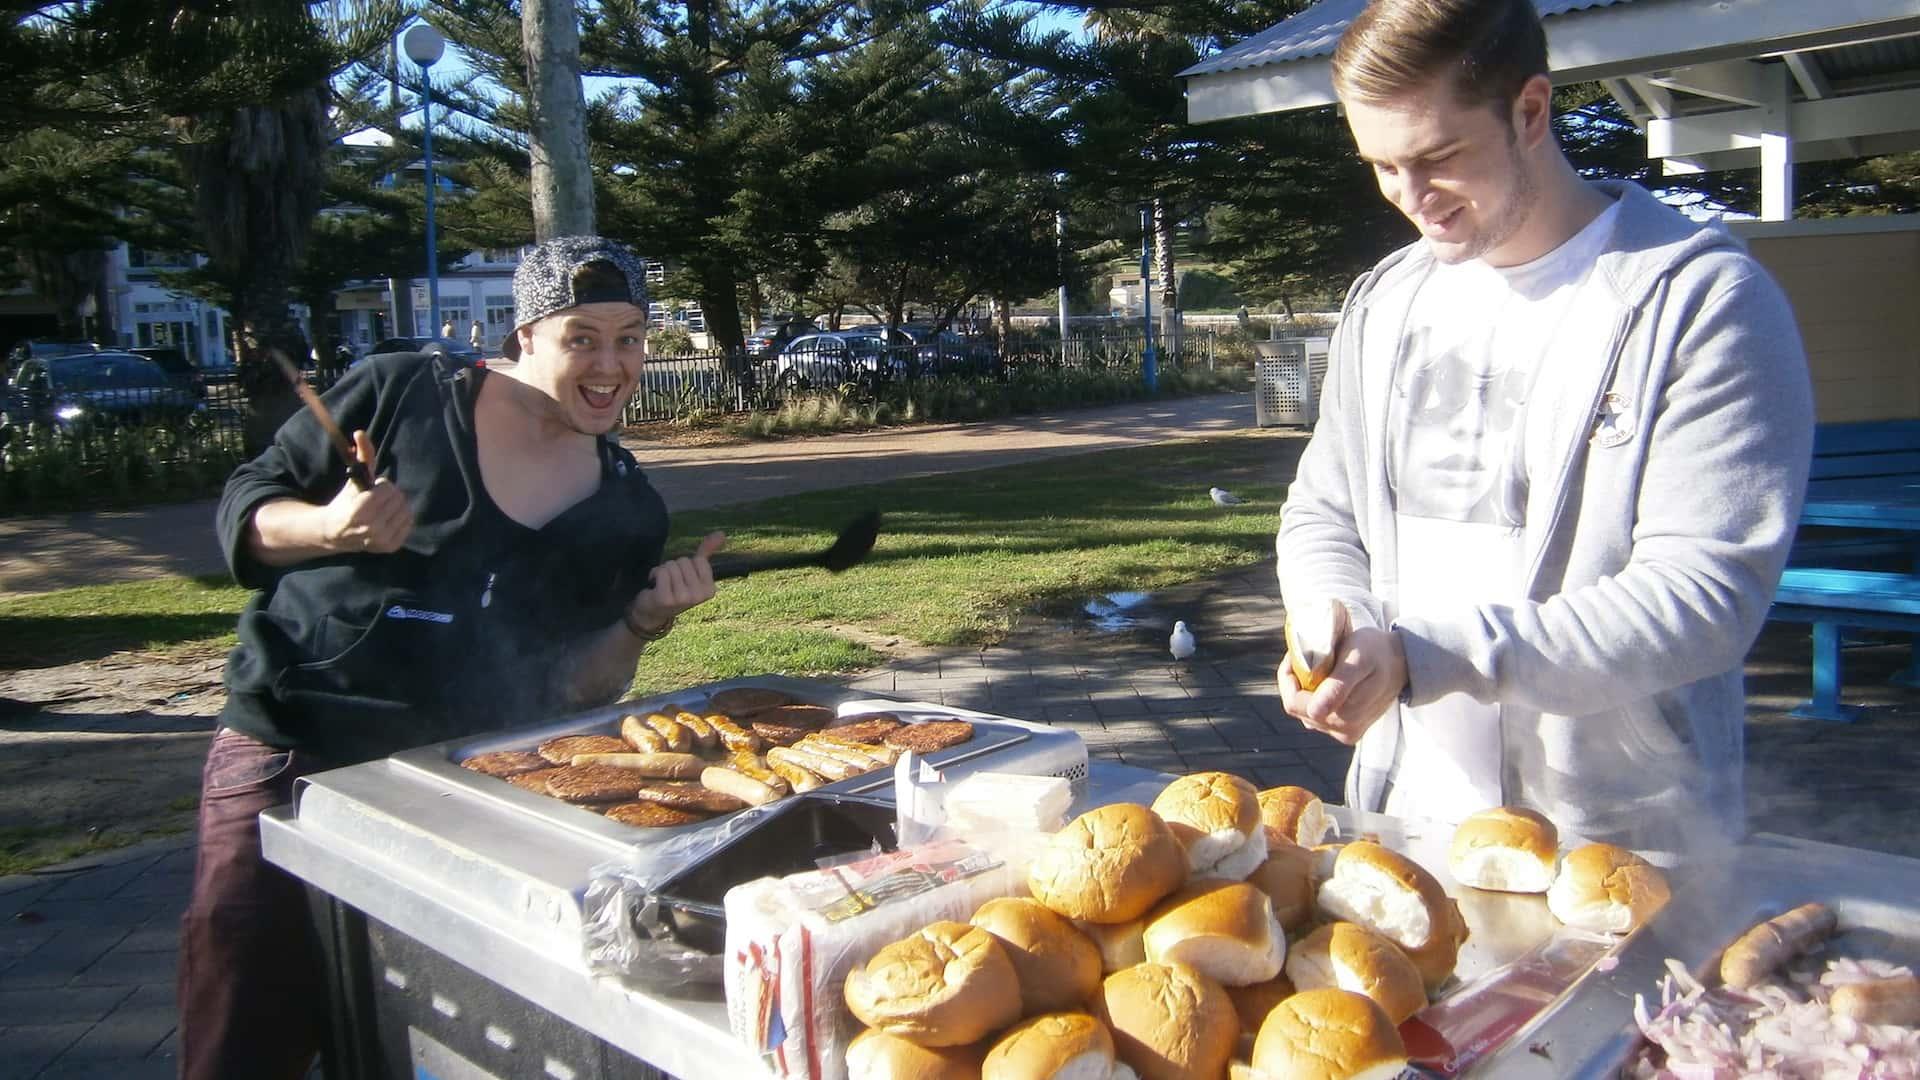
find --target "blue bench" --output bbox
[1790,419,1920,566]
[1770,567,1920,722]
[1772,419,1920,722]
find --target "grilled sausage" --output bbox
[705,713,762,754]
[1720,902,1838,989]
[674,711,719,752]
[568,751,707,780]
[701,765,784,806]
[1831,975,1920,1026]
[767,745,860,783]
[806,732,902,765]
[794,737,887,771]
[619,714,668,753]
[767,757,825,793]
[641,712,692,753]
[726,752,789,792]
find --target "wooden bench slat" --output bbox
[1812,420,1920,455]
[1775,568,1920,615]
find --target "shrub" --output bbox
[648,325,697,357]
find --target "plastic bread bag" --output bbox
[581,799,795,991]
[724,835,1026,1080]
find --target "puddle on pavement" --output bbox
[1084,591,1154,632]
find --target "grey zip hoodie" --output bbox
[1277,180,1814,864]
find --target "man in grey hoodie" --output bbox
[1275,0,1814,863]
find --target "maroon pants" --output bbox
[176,727,332,1080]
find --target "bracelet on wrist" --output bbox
[624,609,676,642]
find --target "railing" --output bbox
[623,329,1220,423]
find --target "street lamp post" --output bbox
[1139,204,1157,393]
[403,24,446,340]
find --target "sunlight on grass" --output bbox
[0,431,1295,686]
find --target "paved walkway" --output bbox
[0,393,1258,595]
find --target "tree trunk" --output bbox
[523,0,596,240]
[1152,197,1179,362]
[232,269,304,457]
[697,263,745,354]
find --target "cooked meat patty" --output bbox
[603,801,709,828]
[824,714,906,743]
[624,781,749,814]
[884,719,976,753]
[750,720,815,747]
[460,750,550,777]
[707,687,796,717]
[542,763,655,803]
[537,734,630,765]
[507,767,564,792]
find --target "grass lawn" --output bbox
[0,431,1295,690]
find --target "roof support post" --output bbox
[1760,64,1793,220]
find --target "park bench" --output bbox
[1770,420,1920,721]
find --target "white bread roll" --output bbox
[845,921,1023,1046]
[1096,962,1238,1080]
[1246,838,1317,931]
[1074,918,1146,974]
[1546,843,1670,934]
[1284,921,1426,1025]
[982,1012,1115,1080]
[1316,840,1451,951]
[1448,807,1558,894]
[1151,772,1267,881]
[1256,786,1333,847]
[1400,896,1470,994]
[1143,882,1286,988]
[970,898,1103,1017]
[846,1028,987,1080]
[1284,598,1350,692]
[1224,975,1295,1040]
[1029,804,1187,924]
[1249,988,1408,1080]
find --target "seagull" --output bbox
[1210,486,1246,507]
[1169,620,1196,660]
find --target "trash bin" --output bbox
[1253,338,1330,427]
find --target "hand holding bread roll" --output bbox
[845,921,1023,1046]
[1028,804,1187,924]
[1151,773,1268,881]
[1284,598,1350,693]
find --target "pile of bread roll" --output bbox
[839,774,1674,1080]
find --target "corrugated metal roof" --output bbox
[1812,35,1920,85]
[1182,0,1641,78]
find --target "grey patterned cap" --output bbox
[501,235,650,360]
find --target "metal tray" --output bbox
[1466,832,1920,1078]
[388,674,1056,850]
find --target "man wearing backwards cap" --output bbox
[179,235,723,1079]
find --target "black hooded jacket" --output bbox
[215,352,669,764]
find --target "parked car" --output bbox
[125,345,207,398]
[1,352,205,436]
[364,336,485,367]
[4,339,97,385]
[772,332,906,388]
[896,324,999,375]
[744,317,819,360]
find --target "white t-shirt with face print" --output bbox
[1383,199,1621,826]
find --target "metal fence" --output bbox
[625,328,1221,423]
